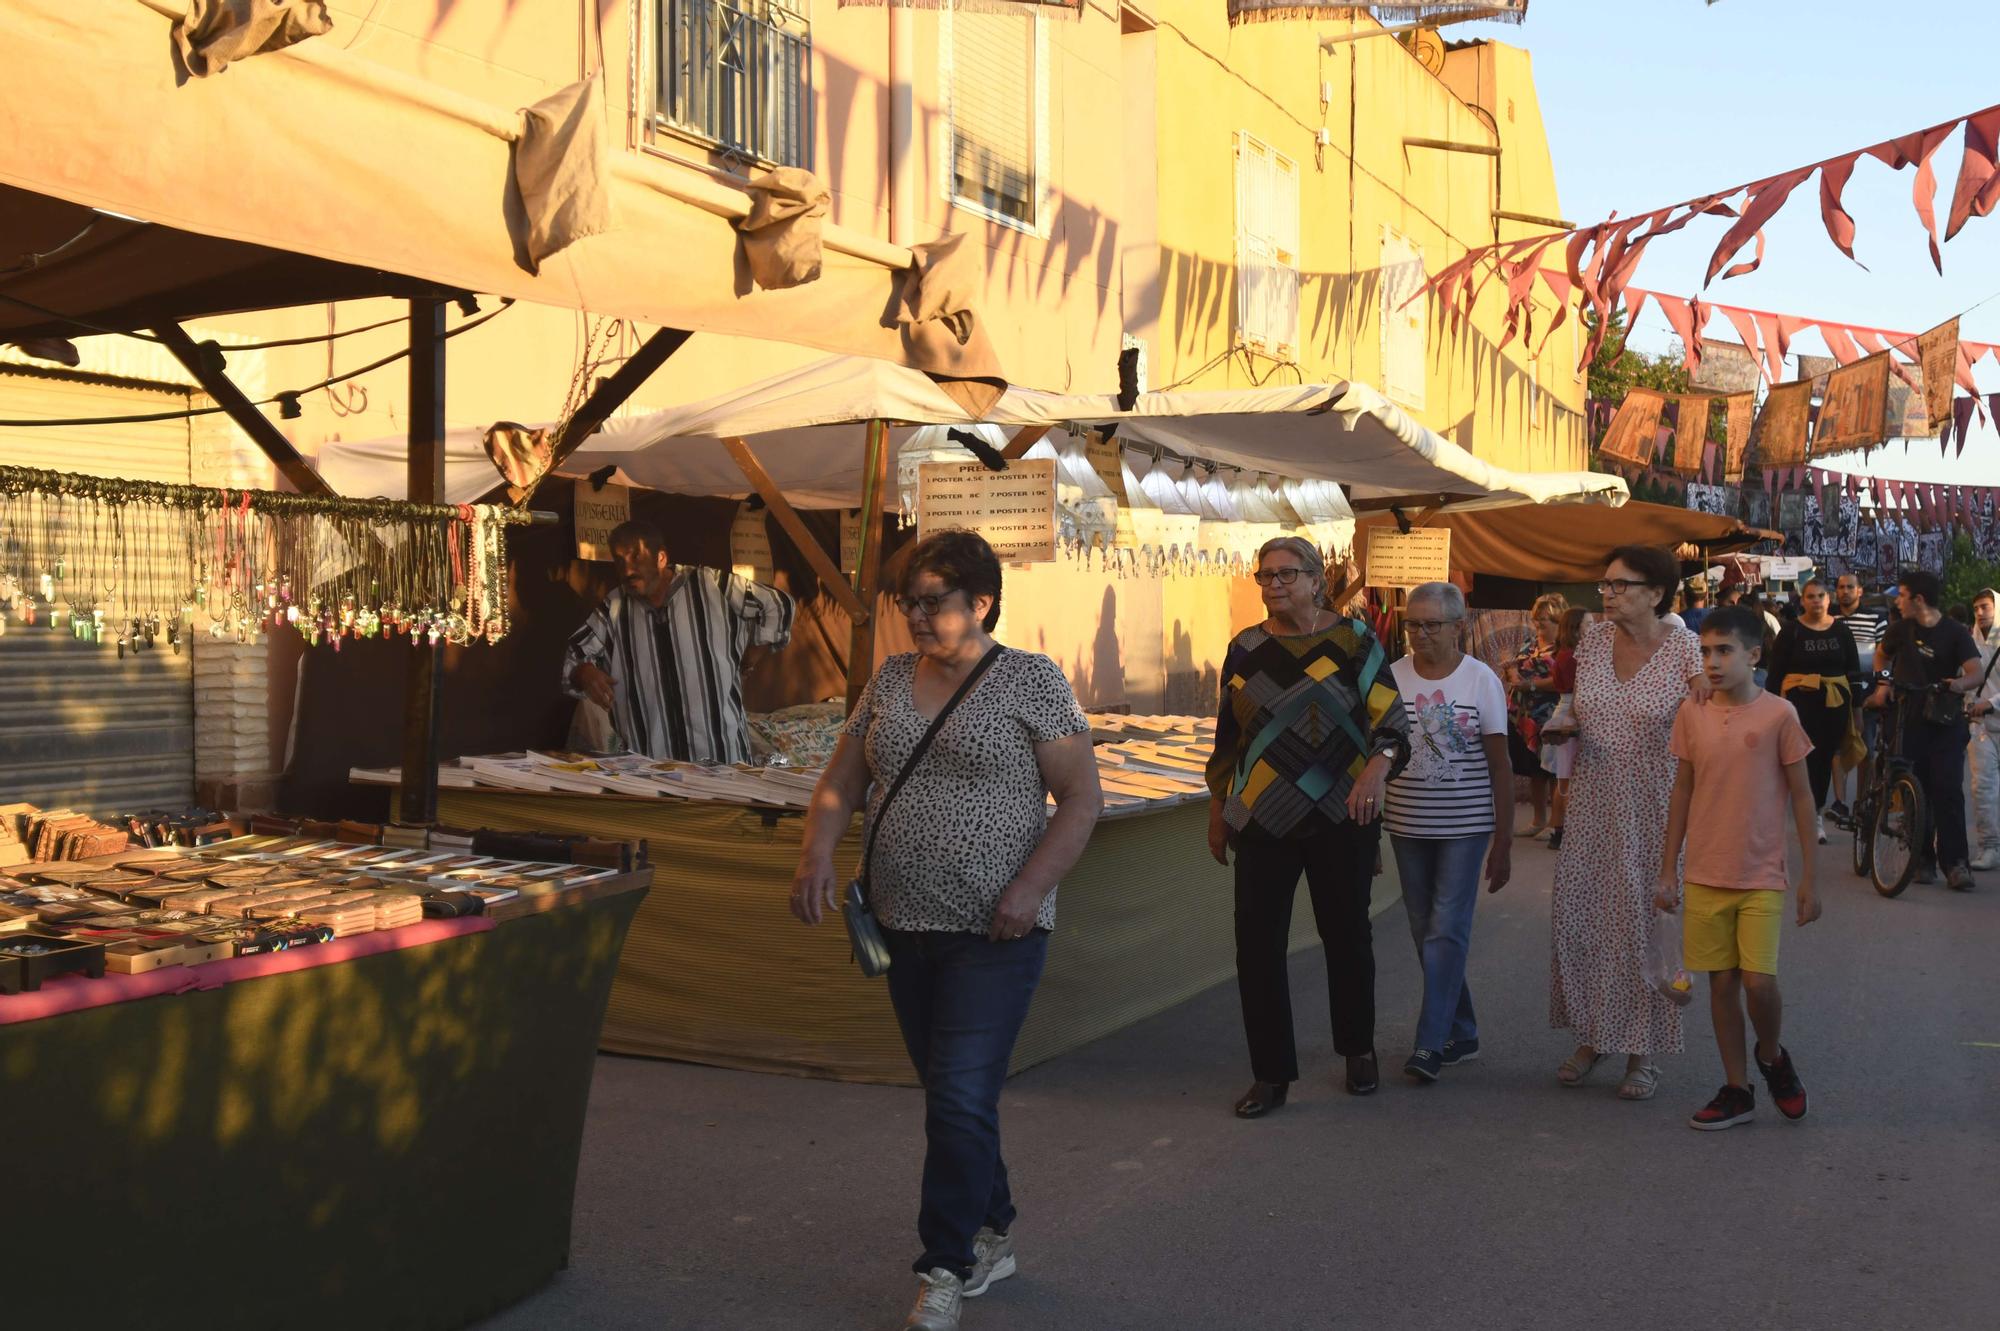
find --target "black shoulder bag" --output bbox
[843,645,1004,977]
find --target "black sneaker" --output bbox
[1755,1047,1808,1120]
[1827,799,1851,827]
[1546,827,1564,851]
[1689,1084,1756,1131]
[1404,1049,1441,1083]
[1441,1037,1481,1066]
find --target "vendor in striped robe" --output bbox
[563,519,795,763]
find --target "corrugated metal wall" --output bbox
[0,370,197,817]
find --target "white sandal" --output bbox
[1556,1049,1604,1086]
[1617,1065,1660,1100]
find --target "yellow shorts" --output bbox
[1682,882,1783,975]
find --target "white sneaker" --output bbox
[1816,813,1827,845]
[1971,849,2000,872]
[965,1227,1016,1297]
[904,1268,964,1330]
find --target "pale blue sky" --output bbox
[1455,0,2000,479]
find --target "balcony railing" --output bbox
[658,0,813,170]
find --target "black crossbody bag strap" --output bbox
[856,644,1004,904]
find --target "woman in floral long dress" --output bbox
[1547,547,1705,1101]
[1503,594,1568,838]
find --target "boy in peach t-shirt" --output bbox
[1655,606,1821,1131]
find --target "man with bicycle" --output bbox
[1831,573,1888,824]
[1868,571,1985,891]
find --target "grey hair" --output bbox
[1256,536,1326,602]
[1407,581,1465,619]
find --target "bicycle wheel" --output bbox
[1850,793,1873,878]
[1870,774,1928,898]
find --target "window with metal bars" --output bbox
[657,0,813,170]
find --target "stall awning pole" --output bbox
[399,298,447,825]
[845,419,892,713]
[152,321,336,497]
[722,437,869,623]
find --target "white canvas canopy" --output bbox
[318,355,1626,511]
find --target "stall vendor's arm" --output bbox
[729,573,797,677]
[789,727,872,926]
[988,732,1104,941]
[563,604,617,712]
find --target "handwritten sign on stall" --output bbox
[1084,434,1128,501]
[574,481,630,562]
[1365,525,1451,588]
[729,503,774,585]
[917,459,1058,563]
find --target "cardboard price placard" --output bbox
[573,481,630,562]
[1365,525,1451,588]
[917,459,1057,563]
[1084,434,1128,502]
[729,503,774,584]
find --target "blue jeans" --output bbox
[1389,833,1488,1052]
[884,928,1048,1280]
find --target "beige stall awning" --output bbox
[0,1,997,390]
[318,354,1628,511]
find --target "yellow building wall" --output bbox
[1142,6,1584,475]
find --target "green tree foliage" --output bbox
[1942,531,2000,612]
[1585,304,1691,402]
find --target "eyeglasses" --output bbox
[1405,618,1461,635]
[894,590,960,618]
[1597,578,1640,596]
[1253,567,1307,587]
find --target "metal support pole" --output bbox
[845,420,892,713]
[399,298,448,826]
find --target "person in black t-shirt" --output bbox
[1765,579,1859,841]
[1868,570,1984,889]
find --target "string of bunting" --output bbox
[0,466,534,655]
[1418,101,2000,373]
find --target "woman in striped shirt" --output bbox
[1383,581,1513,1083]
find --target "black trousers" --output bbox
[1906,720,1971,870]
[1785,690,1849,810]
[1232,818,1380,1082]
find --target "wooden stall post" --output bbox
[845,419,892,712]
[399,298,447,825]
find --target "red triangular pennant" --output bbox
[1946,106,2000,241]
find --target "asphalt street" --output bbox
[481,831,2000,1331]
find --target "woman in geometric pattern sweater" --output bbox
[1205,537,1411,1119]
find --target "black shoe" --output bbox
[1234,1081,1289,1118]
[1755,1047,1808,1120]
[1404,1049,1441,1083]
[1546,827,1564,851]
[1344,1052,1380,1096]
[1441,1037,1481,1066]
[1689,1083,1756,1131]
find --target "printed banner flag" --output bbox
[1816,351,1892,454]
[1722,392,1755,482]
[1672,395,1710,476]
[1599,388,1667,466]
[1751,380,1813,469]
[1690,339,1762,394]
[1917,317,1959,437]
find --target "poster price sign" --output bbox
[1365,526,1451,588]
[917,459,1058,563]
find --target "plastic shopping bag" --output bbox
[1646,907,1695,1007]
